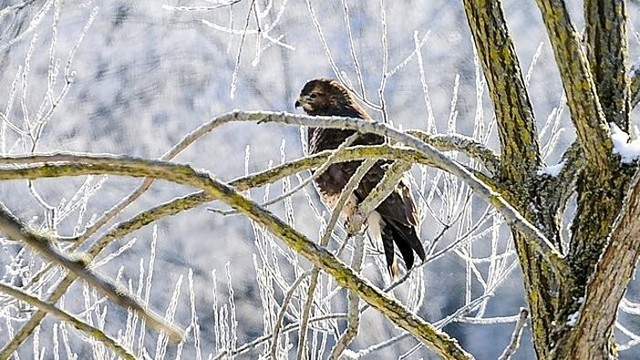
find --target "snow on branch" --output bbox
[611,123,640,163]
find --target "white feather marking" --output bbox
[366,211,383,250]
[308,128,322,153]
[320,192,358,220]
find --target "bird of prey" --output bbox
[295,78,426,277]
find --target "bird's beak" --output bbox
[295,99,301,108]
[295,96,304,108]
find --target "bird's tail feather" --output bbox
[381,218,426,277]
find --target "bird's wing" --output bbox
[353,162,419,228]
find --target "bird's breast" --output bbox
[319,191,358,221]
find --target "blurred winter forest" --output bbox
[1,0,640,359]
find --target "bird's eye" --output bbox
[310,93,317,99]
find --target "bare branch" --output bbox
[262,132,360,207]
[0,202,183,342]
[534,0,613,171]
[409,130,499,174]
[347,160,411,234]
[200,172,474,359]
[253,111,567,275]
[0,282,135,359]
[270,271,310,359]
[0,110,566,276]
[329,234,365,359]
[298,159,375,360]
[463,0,541,180]
[0,148,473,359]
[71,106,246,243]
[498,308,529,360]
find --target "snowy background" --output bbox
[1,0,640,359]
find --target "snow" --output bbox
[567,311,580,327]
[610,123,640,163]
[538,160,566,177]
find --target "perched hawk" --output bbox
[295,78,426,277]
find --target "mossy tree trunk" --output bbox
[463,0,638,358]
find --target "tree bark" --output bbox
[465,0,636,358]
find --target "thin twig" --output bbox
[270,271,310,359]
[0,202,183,342]
[262,132,359,207]
[213,314,347,360]
[347,160,411,235]
[498,308,529,360]
[0,282,136,359]
[330,234,365,358]
[320,159,376,246]
[298,158,375,360]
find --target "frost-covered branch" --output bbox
[498,308,529,360]
[329,235,365,359]
[252,110,567,276]
[70,107,245,243]
[347,160,411,235]
[0,150,473,359]
[202,170,474,359]
[270,271,310,359]
[0,283,136,360]
[298,158,375,360]
[0,202,183,342]
[214,314,347,359]
[0,110,566,276]
[0,282,136,359]
[409,130,499,174]
[1,145,432,354]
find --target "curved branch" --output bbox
[408,130,499,174]
[0,202,183,342]
[200,173,474,359]
[0,144,489,245]
[255,111,567,275]
[0,152,472,358]
[0,282,135,359]
[1,110,566,276]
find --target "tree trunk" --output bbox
[464,0,638,358]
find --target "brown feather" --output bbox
[296,78,426,276]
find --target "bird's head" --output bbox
[295,78,358,117]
